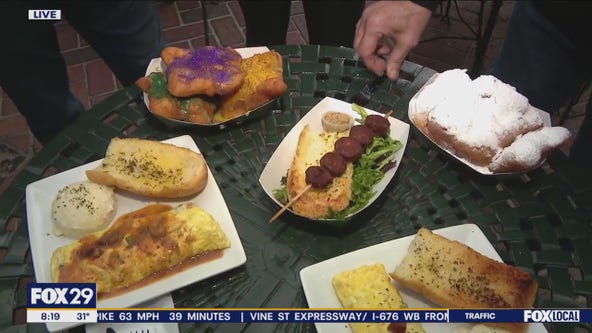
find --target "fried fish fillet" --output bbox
[216,50,287,122]
[163,46,245,97]
[332,264,425,333]
[287,125,353,219]
[50,203,230,294]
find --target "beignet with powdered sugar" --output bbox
[409,70,570,173]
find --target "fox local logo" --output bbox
[523,310,580,322]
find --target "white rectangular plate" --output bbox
[25,135,247,332]
[259,96,409,221]
[408,73,551,175]
[300,224,547,333]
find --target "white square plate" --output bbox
[26,135,247,332]
[259,97,410,221]
[143,47,273,128]
[300,224,547,333]
[408,73,551,175]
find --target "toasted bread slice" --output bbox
[287,125,353,219]
[391,228,537,333]
[87,138,208,198]
[332,264,425,333]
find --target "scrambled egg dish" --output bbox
[50,203,229,294]
[332,263,425,333]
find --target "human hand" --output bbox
[354,1,432,80]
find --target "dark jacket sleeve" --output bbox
[412,0,441,12]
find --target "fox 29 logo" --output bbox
[28,283,96,308]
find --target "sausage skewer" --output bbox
[269,110,393,223]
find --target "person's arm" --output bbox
[354,1,437,80]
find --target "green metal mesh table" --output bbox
[1,45,591,333]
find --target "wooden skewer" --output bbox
[269,110,393,224]
[269,184,312,223]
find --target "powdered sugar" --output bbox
[410,69,472,124]
[527,126,571,146]
[473,76,542,145]
[427,74,543,150]
[410,69,570,173]
[491,137,541,169]
[489,127,571,172]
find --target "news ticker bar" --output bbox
[27,309,586,324]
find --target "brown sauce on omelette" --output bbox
[57,203,225,300]
[100,249,223,299]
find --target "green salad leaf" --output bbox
[273,175,289,204]
[351,103,368,123]
[326,133,402,220]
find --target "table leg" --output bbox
[470,0,503,77]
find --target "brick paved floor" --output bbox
[0,0,588,196]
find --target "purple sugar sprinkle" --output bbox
[167,47,241,84]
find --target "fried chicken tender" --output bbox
[216,51,287,121]
[163,46,245,97]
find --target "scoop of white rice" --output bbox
[51,181,116,238]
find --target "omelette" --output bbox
[332,264,425,333]
[50,203,230,294]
